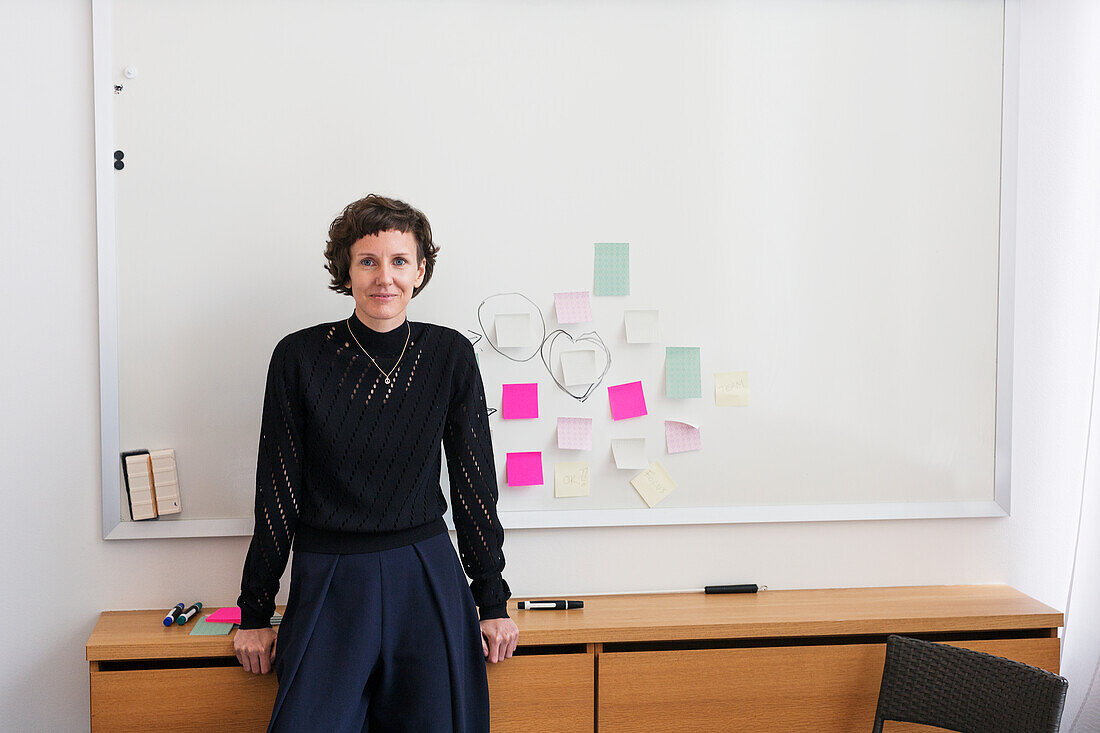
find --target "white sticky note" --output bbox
[715,371,750,406]
[557,417,593,451]
[664,421,702,454]
[625,309,660,344]
[611,437,647,470]
[496,313,533,347]
[560,348,598,386]
[555,461,590,498]
[630,461,676,508]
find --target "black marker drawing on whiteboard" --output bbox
[476,292,547,363]
[540,329,612,403]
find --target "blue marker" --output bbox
[162,602,185,626]
[176,602,203,625]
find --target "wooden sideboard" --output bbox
[87,585,1062,732]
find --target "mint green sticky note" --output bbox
[665,347,702,398]
[594,242,629,296]
[189,618,235,635]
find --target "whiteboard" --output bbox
[94,0,1016,538]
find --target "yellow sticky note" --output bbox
[715,371,750,406]
[630,461,676,508]
[555,461,590,498]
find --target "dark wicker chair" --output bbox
[872,634,1068,733]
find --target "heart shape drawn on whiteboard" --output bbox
[539,329,612,402]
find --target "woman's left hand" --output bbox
[480,617,519,663]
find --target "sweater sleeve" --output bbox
[237,336,305,630]
[442,337,512,620]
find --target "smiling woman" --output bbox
[233,194,520,732]
[324,194,439,312]
[345,230,425,332]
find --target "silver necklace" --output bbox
[347,318,411,385]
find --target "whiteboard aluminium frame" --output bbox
[92,0,1019,539]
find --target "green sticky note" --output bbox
[593,242,629,296]
[665,347,702,398]
[189,618,235,635]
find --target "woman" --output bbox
[234,194,519,732]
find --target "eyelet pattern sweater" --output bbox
[237,312,510,629]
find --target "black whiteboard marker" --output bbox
[517,600,584,610]
[704,584,765,594]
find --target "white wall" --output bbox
[0,1,1093,730]
[1008,0,1100,618]
[1013,0,1100,728]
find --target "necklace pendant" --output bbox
[385,377,391,385]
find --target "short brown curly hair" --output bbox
[324,194,439,298]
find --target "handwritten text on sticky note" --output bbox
[555,461,590,497]
[714,371,750,406]
[630,461,676,508]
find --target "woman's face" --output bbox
[345,229,426,332]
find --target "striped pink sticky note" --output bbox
[664,420,702,453]
[557,417,593,450]
[554,291,593,324]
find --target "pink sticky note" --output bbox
[204,607,242,624]
[506,451,544,486]
[557,417,593,450]
[608,380,647,420]
[665,420,702,453]
[501,383,538,419]
[554,291,593,324]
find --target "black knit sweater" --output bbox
[237,312,510,629]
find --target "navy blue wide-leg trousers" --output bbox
[266,532,490,732]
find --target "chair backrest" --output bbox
[872,635,1068,733]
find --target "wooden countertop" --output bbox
[87,584,1062,662]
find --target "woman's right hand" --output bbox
[234,627,278,674]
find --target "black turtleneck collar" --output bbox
[347,311,413,356]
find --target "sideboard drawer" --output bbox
[598,638,1060,733]
[487,652,594,732]
[600,643,883,732]
[91,665,276,732]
